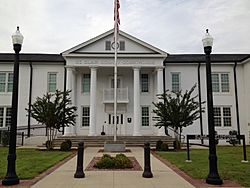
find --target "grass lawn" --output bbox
[0,147,72,179]
[157,146,250,187]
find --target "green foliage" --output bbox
[114,154,133,168]
[26,90,77,149]
[227,130,239,146]
[1,131,10,147]
[60,141,71,151]
[27,90,77,130]
[156,140,163,151]
[94,154,132,169]
[160,143,169,151]
[153,84,204,141]
[65,139,72,149]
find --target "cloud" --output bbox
[0,0,249,54]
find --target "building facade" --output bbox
[0,30,250,144]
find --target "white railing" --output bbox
[103,88,129,103]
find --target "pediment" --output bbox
[62,29,167,56]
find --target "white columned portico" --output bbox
[89,66,97,136]
[64,67,76,136]
[156,66,165,136]
[133,67,141,136]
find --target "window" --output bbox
[119,41,125,51]
[141,106,149,126]
[212,73,229,93]
[82,107,90,127]
[0,72,13,93]
[213,106,231,127]
[82,74,90,93]
[105,41,111,50]
[171,73,180,92]
[0,107,11,127]
[48,73,57,92]
[141,74,149,92]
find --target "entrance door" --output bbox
[107,113,125,135]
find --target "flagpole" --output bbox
[114,0,118,142]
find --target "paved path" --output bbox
[31,147,194,188]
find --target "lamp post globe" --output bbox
[202,29,223,185]
[2,26,23,186]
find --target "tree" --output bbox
[26,90,77,150]
[152,84,204,149]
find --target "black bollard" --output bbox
[74,142,85,178]
[142,142,153,178]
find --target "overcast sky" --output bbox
[0,0,249,54]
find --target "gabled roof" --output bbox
[0,53,65,63]
[62,29,167,56]
[164,54,250,64]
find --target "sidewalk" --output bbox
[31,147,194,188]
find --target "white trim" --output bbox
[47,72,58,93]
[171,72,181,92]
[62,30,167,56]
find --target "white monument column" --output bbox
[64,67,76,136]
[133,67,141,136]
[156,66,165,136]
[89,66,97,136]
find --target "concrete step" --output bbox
[48,135,176,147]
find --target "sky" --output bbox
[0,0,250,54]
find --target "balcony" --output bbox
[103,88,129,103]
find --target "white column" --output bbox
[89,66,97,136]
[64,67,76,136]
[133,67,141,136]
[156,66,165,136]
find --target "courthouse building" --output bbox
[0,29,250,144]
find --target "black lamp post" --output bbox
[202,29,223,185]
[2,26,23,186]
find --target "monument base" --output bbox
[104,141,126,152]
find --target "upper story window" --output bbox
[0,107,11,128]
[212,73,229,93]
[213,106,231,127]
[48,73,57,92]
[0,72,13,93]
[119,41,125,51]
[171,72,180,92]
[141,74,149,92]
[105,41,111,51]
[82,74,90,93]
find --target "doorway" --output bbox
[106,113,126,136]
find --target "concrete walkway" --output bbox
[31,147,194,188]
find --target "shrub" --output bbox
[94,154,133,169]
[65,139,72,149]
[115,154,132,168]
[156,140,163,151]
[94,156,116,169]
[227,130,239,146]
[160,143,169,151]
[2,131,10,147]
[60,141,71,151]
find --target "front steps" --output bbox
[51,136,175,147]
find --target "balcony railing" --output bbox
[103,88,129,103]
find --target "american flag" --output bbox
[114,0,120,33]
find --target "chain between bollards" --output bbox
[142,142,153,178]
[74,142,85,178]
